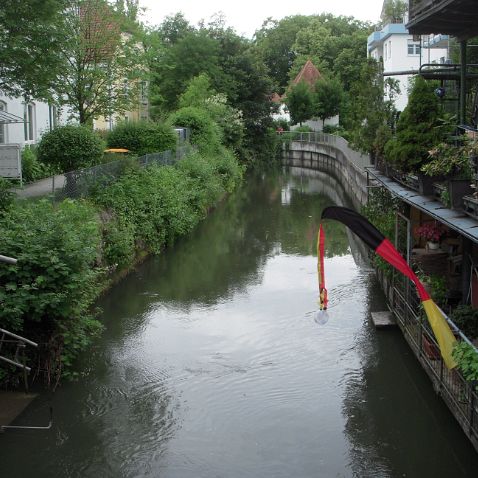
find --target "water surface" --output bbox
[1,169,477,477]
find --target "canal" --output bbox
[1,168,478,477]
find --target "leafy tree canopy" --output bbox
[285,81,315,125]
[315,77,343,126]
[0,0,66,99]
[52,0,148,125]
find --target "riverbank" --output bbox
[0,149,244,388]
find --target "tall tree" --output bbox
[150,30,222,112]
[0,0,65,99]
[315,77,343,127]
[254,15,313,93]
[348,59,399,156]
[285,81,315,125]
[54,0,147,125]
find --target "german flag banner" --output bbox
[317,225,328,310]
[321,206,456,369]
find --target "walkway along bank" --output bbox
[282,131,478,452]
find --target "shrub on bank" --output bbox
[0,199,102,382]
[168,107,223,155]
[107,121,177,156]
[0,177,14,214]
[91,149,243,259]
[37,125,104,173]
[22,146,52,182]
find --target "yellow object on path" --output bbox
[104,148,130,153]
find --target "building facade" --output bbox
[0,92,67,148]
[367,9,448,111]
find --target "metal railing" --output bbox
[282,131,372,171]
[384,273,478,450]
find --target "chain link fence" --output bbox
[14,145,193,201]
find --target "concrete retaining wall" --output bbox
[282,141,369,209]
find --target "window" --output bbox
[0,101,6,144]
[408,40,421,55]
[49,104,58,131]
[24,103,35,142]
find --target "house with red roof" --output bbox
[271,60,339,130]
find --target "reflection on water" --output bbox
[1,169,477,477]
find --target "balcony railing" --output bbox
[379,270,478,451]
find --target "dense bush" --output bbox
[168,106,223,154]
[107,121,177,156]
[176,152,223,214]
[37,125,104,172]
[92,150,243,257]
[0,199,102,381]
[0,177,14,214]
[92,165,199,254]
[22,146,51,182]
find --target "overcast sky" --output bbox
[139,0,385,38]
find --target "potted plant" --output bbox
[415,222,446,250]
[421,141,474,209]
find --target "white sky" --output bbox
[139,0,384,38]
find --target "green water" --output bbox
[1,168,477,477]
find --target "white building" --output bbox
[0,92,66,148]
[367,10,449,111]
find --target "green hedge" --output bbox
[107,121,177,156]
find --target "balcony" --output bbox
[407,0,478,39]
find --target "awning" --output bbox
[366,167,478,245]
[0,111,24,125]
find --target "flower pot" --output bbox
[447,178,474,210]
[419,174,442,196]
[463,195,478,219]
[422,334,440,360]
[427,241,440,250]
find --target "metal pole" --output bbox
[0,255,17,265]
[0,355,31,372]
[460,40,467,125]
[0,328,38,347]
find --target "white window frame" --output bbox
[49,104,59,131]
[407,40,421,56]
[24,103,35,142]
[0,101,7,144]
